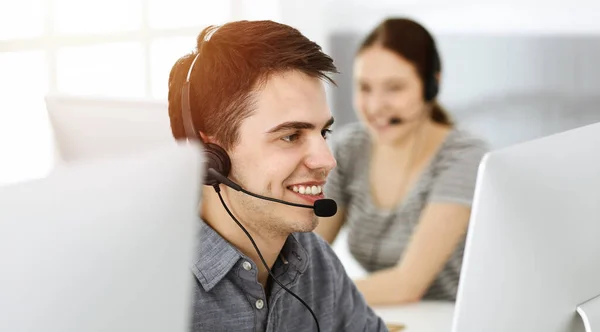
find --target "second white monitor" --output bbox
[452,122,600,332]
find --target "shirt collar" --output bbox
[279,233,309,274]
[191,218,309,291]
[191,218,240,292]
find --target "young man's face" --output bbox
[226,70,336,236]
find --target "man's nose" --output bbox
[305,138,337,173]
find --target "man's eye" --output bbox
[321,129,332,139]
[282,133,300,143]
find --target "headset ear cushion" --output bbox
[203,143,231,186]
[425,78,439,101]
[425,47,441,102]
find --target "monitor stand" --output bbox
[578,294,600,332]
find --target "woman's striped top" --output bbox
[324,122,488,301]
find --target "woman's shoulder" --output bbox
[441,126,489,157]
[427,126,490,204]
[433,126,490,172]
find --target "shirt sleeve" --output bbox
[322,241,389,331]
[428,136,488,207]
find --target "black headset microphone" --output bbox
[389,117,403,125]
[206,168,337,217]
[182,49,332,331]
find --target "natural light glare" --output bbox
[148,0,231,29]
[54,0,143,34]
[0,0,237,184]
[150,35,197,99]
[0,0,45,40]
[56,42,146,98]
[0,51,54,186]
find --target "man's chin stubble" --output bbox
[293,216,319,233]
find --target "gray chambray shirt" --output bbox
[190,218,388,332]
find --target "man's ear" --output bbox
[198,131,227,150]
[198,132,224,148]
[199,131,211,144]
[435,72,441,84]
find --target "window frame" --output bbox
[0,0,237,99]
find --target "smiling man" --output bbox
[167,21,387,332]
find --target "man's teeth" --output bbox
[291,185,322,195]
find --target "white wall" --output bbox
[332,2,600,34]
[276,1,600,127]
[275,1,600,120]
[278,1,600,55]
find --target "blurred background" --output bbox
[1,0,600,186]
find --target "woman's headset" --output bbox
[423,44,441,102]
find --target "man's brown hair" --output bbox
[168,20,338,150]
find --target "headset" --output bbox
[180,49,232,186]
[389,36,441,125]
[180,37,324,331]
[424,45,441,102]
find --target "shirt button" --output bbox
[242,261,252,271]
[255,299,264,310]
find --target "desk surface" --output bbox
[373,301,455,332]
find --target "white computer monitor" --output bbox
[0,141,204,332]
[45,94,173,164]
[452,121,600,332]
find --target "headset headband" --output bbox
[181,26,220,140]
[181,53,201,140]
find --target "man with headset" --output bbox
[167,20,388,331]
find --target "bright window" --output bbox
[53,0,143,35]
[56,42,146,98]
[149,35,197,99]
[0,0,45,40]
[0,51,48,98]
[0,0,234,185]
[0,51,52,185]
[148,0,231,29]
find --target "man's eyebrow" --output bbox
[266,116,335,134]
[324,117,334,128]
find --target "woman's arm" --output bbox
[314,207,347,244]
[354,202,471,306]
